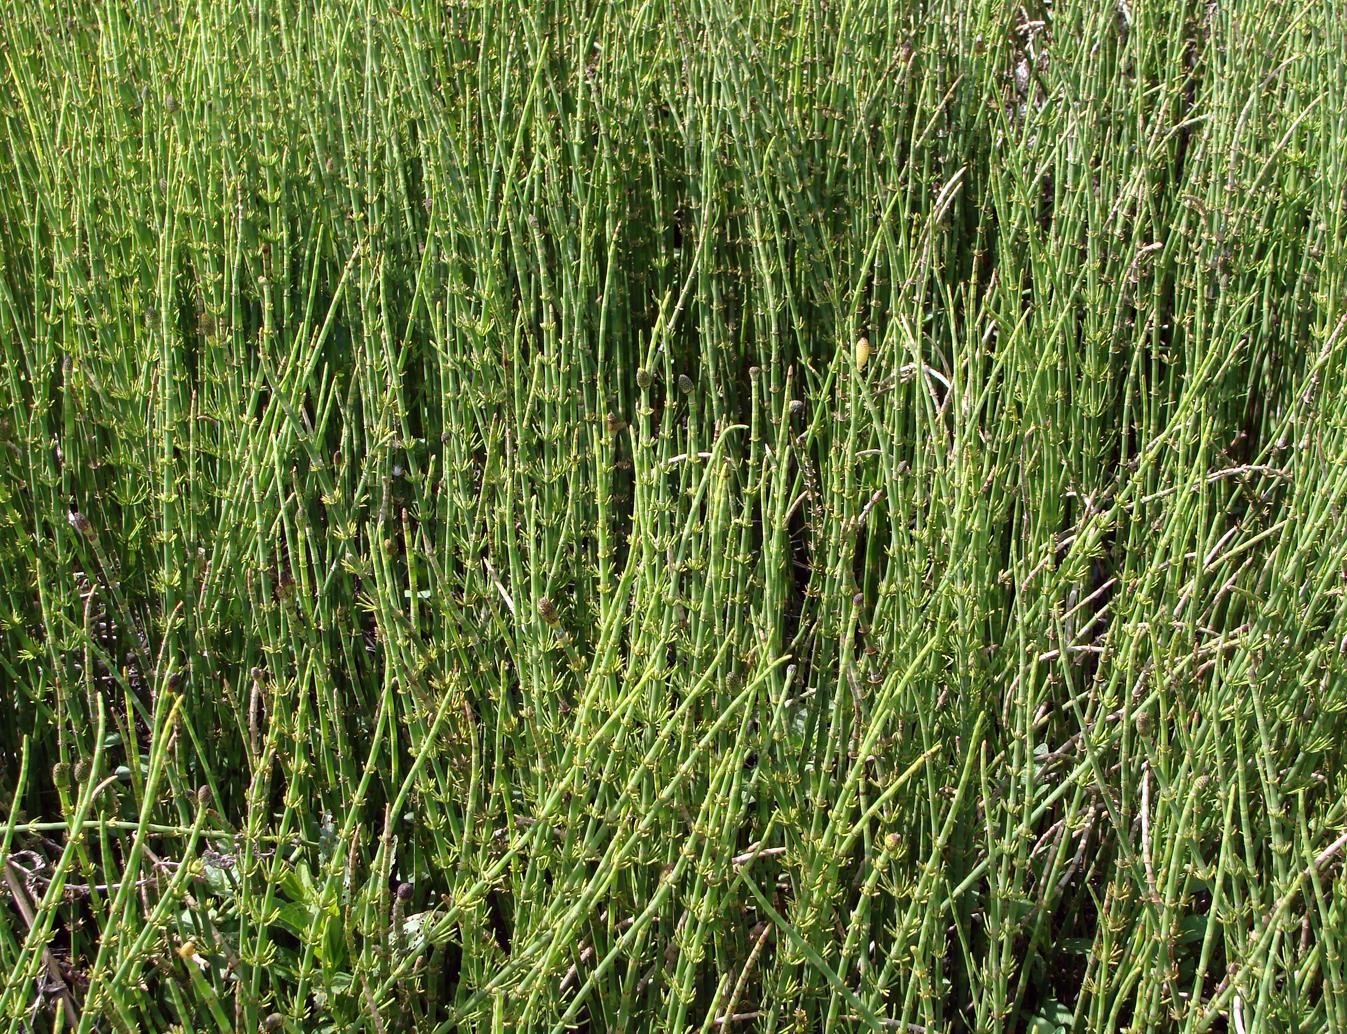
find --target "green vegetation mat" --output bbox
[2,1,1346,1030]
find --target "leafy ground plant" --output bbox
[2,0,1346,1031]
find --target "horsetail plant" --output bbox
[2,0,1346,1031]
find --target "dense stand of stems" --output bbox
[2,1,1346,1030]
